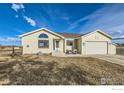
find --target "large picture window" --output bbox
[38,40,49,48]
[38,33,49,48]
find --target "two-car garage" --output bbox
[85,42,108,54]
[81,30,116,55]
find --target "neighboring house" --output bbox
[20,28,116,55]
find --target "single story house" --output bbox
[20,28,116,55]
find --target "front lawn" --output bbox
[0,55,124,85]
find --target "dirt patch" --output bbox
[0,55,124,85]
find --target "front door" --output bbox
[55,40,59,51]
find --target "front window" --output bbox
[38,33,49,48]
[38,40,49,48]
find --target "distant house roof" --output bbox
[57,32,81,38]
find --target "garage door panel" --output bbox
[85,42,107,54]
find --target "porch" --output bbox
[52,38,81,56]
[64,38,80,54]
[53,38,80,53]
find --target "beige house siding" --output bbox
[21,29,116,55]
[22,29,64,54]
[77,37,82,54]
[109,44,116,54]
[81,31,114,55]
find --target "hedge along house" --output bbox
[20,28,116,55]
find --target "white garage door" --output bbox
[85,42,108,54]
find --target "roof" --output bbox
[20,28,112,39]
[80,29,112,39]
[19,28,64,39]
[57,32,81,38]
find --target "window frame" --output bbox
[38,33,49,48]
[38,40,49,48]
[39,33,48,38]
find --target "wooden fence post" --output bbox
[12,45,14,55]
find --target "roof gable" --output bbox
[19,28,65,38]
[81,29,112,39]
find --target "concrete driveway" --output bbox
[91,55,124,66]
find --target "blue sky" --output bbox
[0,3,124,45]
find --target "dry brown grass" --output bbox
[0,55,123,85]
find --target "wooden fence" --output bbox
[116,47,124,55]
[0,46,22,56]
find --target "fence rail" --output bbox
[0,46,22,55]
[116,47,124,55]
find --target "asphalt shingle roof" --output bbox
[57,32,81,38]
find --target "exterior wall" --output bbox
[81,32,113,55]
[109,44,116,54]
[22,30,64,54]
[22,30,116,55]
[77,37,82,54]
[74,39,77,49]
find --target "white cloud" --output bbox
[11,3,24,12]
[113,35,124,38]
[80,4,124,36]
[66,15,90,31]
[23,16,36,27]
[11,4,36,27]
[116,30,123,34]
[66,4,124,38]
[13,28,25,34]
[0,37,21,45]
[61,16,70,21]
[0,37,21,42]
[15,15,19,18]
[41,5,70,26]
